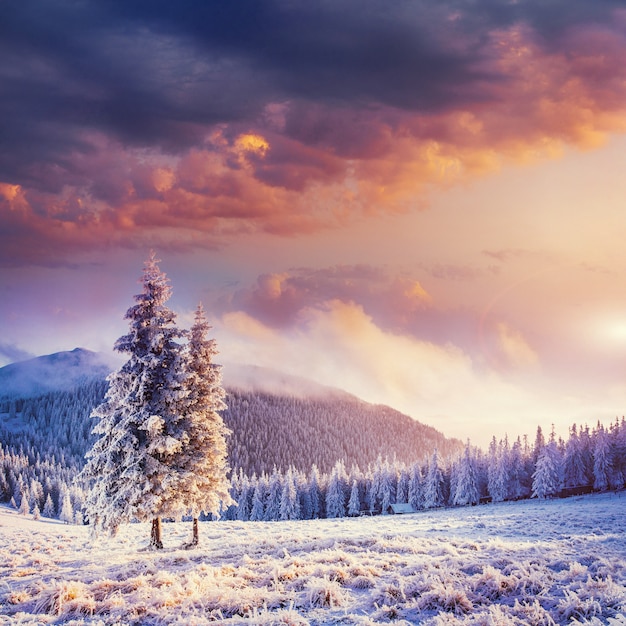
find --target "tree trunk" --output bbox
[150,517,163,549]
[184,517,199,549]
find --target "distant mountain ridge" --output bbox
[0,349,462,475]
[0,348,111,397]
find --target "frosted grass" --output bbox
[1,492,625,624]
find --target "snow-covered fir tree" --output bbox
[396,467,409,504]
[308,465,322,519]
[348,479,361,516]
[532,434,562,499]
[19,492,29,516]
[264,469,283,521]
[453,442,479,506]
[81,254,190,548]
[297,470,313,520]
[236,475,252,521]
[378,459,396,514]
[408,462,423,511]
[563,425,587,488]
[279,468,300,521]
[60,491,74,524]
[176,304,233,546]
[325,463,346,518]
[42,493,55,518]
[249,475,267,521]
[423,448,446,509]
[593,423,612,491]
[508,437,526,500]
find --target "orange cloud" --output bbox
[4,14,626,266]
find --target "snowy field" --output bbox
[1,493,626,625]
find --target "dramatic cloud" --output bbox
[220,265,432,329]
[2,1,626,265]
[216,300,565,444]
[215,265,552,376]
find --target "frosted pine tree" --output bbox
[423,449,446,509]
[396,468,409,504]
[408,462,423,510]
[19,492,29,516]
[176,304,233,547]
[81,253,188,548]
[249,475,267,521]
[490,439,510,502]
[563,425,587,488]
[379,460,396,514]
[308,465,322,519]
[279,468,301,521]
[42,493,55,518]
[236,475,252,521]
[593,423,612,491]
[297,470,313,520]
[508,437,526,499]
[453,442,479,506]
[532,437,562,498]
[325,465,346,518]
[348,479,361,516]
[265,469,283,521]
[60,491,74,524]
[610,417,626,489]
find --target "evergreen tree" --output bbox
[396,468,409,504]
[264,469,283,521]
[348,479,361,516]
[532,426,545,464]
[379,460,396,514]
[32,503,41,520]
[81,253,189,548]
[507,437,525,499]
[42,493,55,518]
[279,468,301,521]
[60,491,74,524]
[563,425,587,488]
[249,475,267,521]
[177,304,233,547]
[423,449,446,509]
[453,442,479,506]
[593,423,612,491]
[610,418,626,488]
[297,470,313,520]
[19,492,29,516]
[532,437,562,498]
[325,465,346,518]
[308,465,322,519]
[236,475,252,521]
[408,462,423,510]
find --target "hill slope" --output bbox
[0,348,111,397]
[0,349,461,477]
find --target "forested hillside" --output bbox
[225,389,459,475]
[0,350,461,518]
[0,373,458,477]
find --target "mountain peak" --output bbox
[0,348,112,398]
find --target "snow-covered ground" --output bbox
[1,493,625,625]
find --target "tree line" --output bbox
[2,414,624,525]
[222,419,626,522]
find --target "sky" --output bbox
[2,0,626,446]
